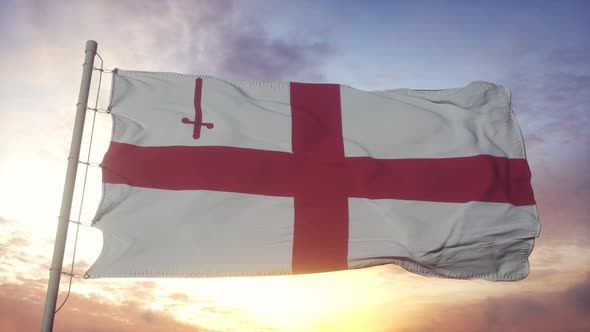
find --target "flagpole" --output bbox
[41,40,98,332]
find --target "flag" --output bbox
[86,69,540,280]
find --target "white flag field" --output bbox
[86,70,540,281]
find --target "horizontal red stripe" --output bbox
[103,142,535,206]
[346,155,535,206]
[103,142,295,197]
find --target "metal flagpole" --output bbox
[41,40,98,332]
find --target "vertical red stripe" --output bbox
[292,193,349,273]
[290,83,349,273]
[290,83,345,159]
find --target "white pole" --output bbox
[41,40,98,332]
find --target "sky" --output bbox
[0,0,589,331]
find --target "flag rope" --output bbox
[87,107,111,114]
[68,219,93,227]
[92,66,113,73]
[54,52,111,314]
[77,161,101,167]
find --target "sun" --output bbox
[140,268,408,332]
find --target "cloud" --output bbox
[0,234,37,267]
[86,0,333,81]
[407,275,590,332]
[169,292,191,302]
[503,47,590,160]
[564,275,590,315]
[218,32,332,81]
[0,281,212,332]
[529,159,590,244]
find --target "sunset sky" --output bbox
[1,0,589,331]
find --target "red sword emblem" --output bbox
[181,78,214,139]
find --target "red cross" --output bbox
[102,82,535,274]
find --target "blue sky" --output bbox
[0,1,589,331]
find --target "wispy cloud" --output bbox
[93,0,333,80]
[501,47,590,160]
